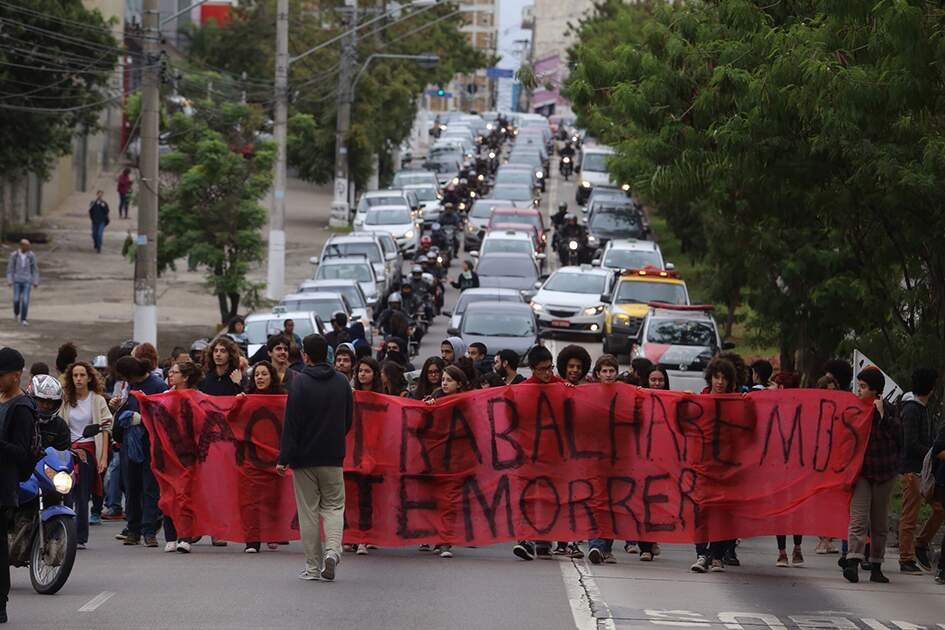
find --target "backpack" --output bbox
[919,446,937,500]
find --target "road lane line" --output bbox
[559,558,617,630]
[78,591,115,612]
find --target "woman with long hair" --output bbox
[411,356,445,399]
[380,361,408,396]
[245,362,285,395]
[60,361,113,549]
[354,357,382,393]
[164,360,202,553]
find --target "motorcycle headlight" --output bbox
[488,151,496,159]
[536,171,543,179]
[581,181,591,188]
[572,136,578,142]
[452,177,460,185]
[583,304,605,316]
[470,191,477,198]
[405,230,415,239]
[568,240,579,251]
[458,202,466,210]
[541,232,547,241]
[477,174,484,181]
[531,302,544,311]
[466,223,477,233]
[437,256,444,264]
[621,183,631,191]
[487,123,494,130]
[563,157,570,163]
[52,470,73,494]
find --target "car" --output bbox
[595,239,667,272]
[488,184,537,208]
[477,230,545,268]
[585,203,648,251]
[634,304,732,392]
[280,291,352,324]
[244,308,325,358]
[359,230,402,280]
[464,199,511,251]
[506,150,546,190]
[577,144,630,205]
[296,278,373,343]
[317,234,392,294]
[495,166,539,193]
[426,156,462,186]
[392,170,439,191]
[530,265,614,338]
[601,267,691,355]
[444,287,525,336]
[311,256,382,308]
[458,301,539,362]
[488,207,548,251]
[475,252,541,292]
[357,205,420,254]
[401,183,442,224]
[354,190,417,228]
[486,223,542,259]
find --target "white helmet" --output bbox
[421,272,435,287]
[31,374,63,401]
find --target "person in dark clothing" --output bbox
[29,374,71,451]
[0,348,34,624]
[198,337,243,396]
[89,190,110,253]
[493,349,526,385]
[277,335,352,582]
[930,424,945,584]
[899,367,938,573]
[467,342,492,375]
[449,261,480,292]
[750,359,773,390]
[114,356,168,547]
[556,344,591,385]
[324,312,351,350]
[824,358,854,391]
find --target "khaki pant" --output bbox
[916,498,945,549]
[292,466,345,575]
[898,473,922,561]
[847,477,895,563]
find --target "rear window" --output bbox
[492,211,540,230]
[482,239,532,256]
[280,297,343,321]
[603,249,662,270]
[316,263,373,283]
[246,317,315,344]
[366,208,411,225]
[322,242,381,263]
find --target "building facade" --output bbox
[429,0,498,113]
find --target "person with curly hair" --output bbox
[353,357,382,393]
[198,336,244,396]
[245,361,285,395]
[556,344,591,385]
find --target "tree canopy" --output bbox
[566,0,945,384]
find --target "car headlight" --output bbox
[531,302,543,311]
[405,229,415,239]
[583,305,605,316]
[487,123,494,130]
[536,171,543,179]
[581,181,591,188]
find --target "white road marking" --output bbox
[78,590,116,612]
[559,558,616,630]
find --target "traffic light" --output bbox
[436,86,445,97]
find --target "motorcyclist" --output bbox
[551,202,569,250]
[407,265,432,300]
[30,374,71,451]
[399,283,429,322]
[557,214,587,265]
[377,292,408,337]
[418,234,434,257]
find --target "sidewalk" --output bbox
[1,169,333,365]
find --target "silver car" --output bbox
[445,287,525,336]
[530,265,614,338]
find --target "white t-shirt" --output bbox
[69,394,94,443]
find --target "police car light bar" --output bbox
[647,302,715,311]
[622,266,680,278]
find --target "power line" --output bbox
[0,89,130,113]
[0,0,144,42]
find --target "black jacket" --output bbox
[451,272,480,292]
[899,394,932,474]
[278,363,352,468]
[0,394,36,507]
[41,415,71,451]
[89,199,110,224]
[198,370,243,396]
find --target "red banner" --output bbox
[135,386,872,545]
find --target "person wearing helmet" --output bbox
[557,213,586,265]
[377,292,404,337]
[552,202,569,229]
[30,374,71,451]
[419,234,433,253]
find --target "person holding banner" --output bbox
[556,345,592,386]
[276,335,352,582]
[163,360,202,553]
[587,355,622,565]
[843,367,900,584]
[353,358,382,393]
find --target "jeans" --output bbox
[1,508,9,606]
[164,516,177,543]
[104,449,124,513]
[126,457,160,537]
[65,456,95,544]
[777,535,803,550]
[589,538,613,553]
[695,541,729,561]
[11,281,30,321]
[92,221,106,252]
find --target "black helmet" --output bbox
[566,214,577,224]
[558,202,568,212]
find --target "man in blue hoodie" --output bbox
[277,335,352,582]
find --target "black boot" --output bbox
[870,563,890,583]
[843,558,860,583]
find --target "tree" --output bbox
[158,101,274,323]
[0,0,119,231]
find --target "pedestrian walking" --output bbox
[0,347,33,625]
[6,239,38,326]
[89,190,110,253]
[117,168,132,219]
[277,335,352,582]
[449,260,479,292]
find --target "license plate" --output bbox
[551,319,570,328]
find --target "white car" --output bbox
[297,279,373,344]
[530,265,615,338]
[244,308,325,358]
[356,205,420,254]
[311,256,381,308]
[354,191,414,228]
[596,239,667,272]
[317,234,391,295]
[392,170,439,191]
[476,229,545,268]
[280,291,352,325]
[402,182,442,225]
[444,287,526,336]
[577,144,629,205]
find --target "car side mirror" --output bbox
[533,280,543,290]
[447,327,460,336]
[600,293,612,304]
[665,262,675,271]
[536,253,546,260]
[722,341,736,350]
[470,250,480,258]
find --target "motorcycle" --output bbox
[558,233,588,267]
[7,446,79,594]
[560,156,573,180]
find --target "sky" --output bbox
[496,0,531,70]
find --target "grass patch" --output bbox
[328,224,354,233]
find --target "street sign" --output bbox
[487,67,514,79]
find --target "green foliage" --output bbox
[158,101,274,323]
[567,0,945,383]
[0,0,119,179]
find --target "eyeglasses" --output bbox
[532,364,553,374]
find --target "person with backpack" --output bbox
[0,347,38,624]
[898,368,938,574]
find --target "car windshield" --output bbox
[393,172,433,188]
[491,185,532,201]
[303,285,365,307]
[463,311,535,337]
[455,293,520,315]
[366,208,411,225]
[507,154,539,167]
[483,239,532,256]
[492,211,540,230]
[544,272,606,294]
[615,281,688,305]
[322,242,381,263]
[359,196,403,213]
[646,319,717,347]
[409,187,438,202]
[582,152,610,172]
[281,297,343,321]
[246,317,315,344]
[477,257,536,279]
[589,208,643,235]
[316,263,373,283]
[496,170,532,185]
[471,201,502,219]
[603,249,662,269]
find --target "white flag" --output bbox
[852,349,903,402]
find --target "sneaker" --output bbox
[824,541,839,554]
[792,547,804,566]
[115,528,129,541]
[21,320,28,326]
[267,543,280,550]
[915,546,932,572]
[603,552,617,564]
[653,543,661,556]
[144,535,159,548]
[566,542,584,559]
[76,543,87,550]
[321,551,339,581]
[297,569,320,581]
[244,543,260,553]
[838,556,848,569]
[123,534,140,546]
[513,542,536,561]
[935,569,945,584]
[870,565,889,583]
[356,544,368,556]
[89,513,102,526]
[164,542,177,552]
[624,542,639,554]
[588,548,604,565]
[815,538,827,554]
[843,560,860,583]
[439,545,453,558]
[899,561,923,575]
[101,511,124,521]
[690,555,709,573]
[710,559,725,572]
[640,551,653,562]
[418,544,431,552]
[861,560,873,571]
[553,542,569,555]
[176,540,191,554]
[776,552,789,567]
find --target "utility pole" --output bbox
[329,0,358,228]
[267,0,289,300]
[134,0,160,345]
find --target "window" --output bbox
[365,208,411,225]
[482,239,532,256]
[543,273,606,295]
[615,281,688,305]
[582,152,610,172]
[246,317,315,344]
[322,242,381,263]
[316,263,373,283]
[603,249,662,270]
[463,311,535,337]
[646,320,716,347]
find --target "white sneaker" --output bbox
[298,569,320,581]
[439,545,453,558]
[164,542,177,552]
[356,544,368,555]
[176,540,191,554]
[21,320,28,326]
